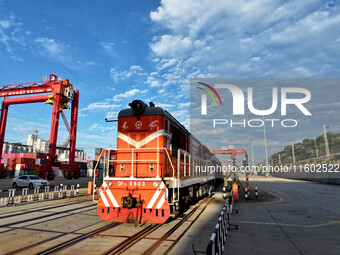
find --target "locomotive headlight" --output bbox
[120,163,125,172]
[107,181,113,187]
[129,100,148,115]
[153,181,159,188]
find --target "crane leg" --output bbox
[0,102,8,178]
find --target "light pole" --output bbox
[249,138,255,167]
[323,125,330,157]
[314,138,319,158]
[263,116,269,176]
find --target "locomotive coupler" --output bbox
[121,194,137,209]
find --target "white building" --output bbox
[26,134,49,153]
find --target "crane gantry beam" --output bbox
[0,74,79,180]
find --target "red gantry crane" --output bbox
[0,74,79,180]
[212,149,248,162]
[212,148,249,199]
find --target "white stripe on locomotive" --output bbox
[147,182,165,208]
[103,181,120,207]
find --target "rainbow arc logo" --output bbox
[197,82,222,114]
[196,82,222,106]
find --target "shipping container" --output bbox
[20,170,35,175]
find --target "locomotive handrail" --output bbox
[177,149,191,177]
[110,147,176,179]
[93,149,104,202]
[107,147,212,205]
[177,149,214,179]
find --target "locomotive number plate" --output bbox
[117,181,146,187]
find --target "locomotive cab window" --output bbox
[171,124,187,157]
[171,125,180,157]
[165,118,169,131]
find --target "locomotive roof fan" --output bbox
[129,100,148,115]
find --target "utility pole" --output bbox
[249,138,255,167]
[314,138,319,158]
[263,116,269,176]
[323,125,330,157]
[292,144,296,163]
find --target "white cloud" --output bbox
[150,35,194,57]
[100,42,114,51]
[178,102,190,107]
[100,42,116,57]
[35,37,95,70]
[106,86,116,91]
[105,111,119,119]
[110,65,146,82]
[149,0,340,77]
[35,37,67,56]
[146,76,161,87]
[155,103,175,108]
[80,102,120,112]
[0,14,26,60]
[171,109,188,120]
[89,123,115,133]
[112,88,142,102]
[0,20,11,29]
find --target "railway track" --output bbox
[99,198,212,255]
[103,224,162,255]
[0,203,96,228]
[28,197,213,255]
[35,222,121,255]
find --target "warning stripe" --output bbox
[156,189,168,209]
[103,181,120,207]
[99,188,110,207]
[147,182,165,208]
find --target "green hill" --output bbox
[269,132,340,165]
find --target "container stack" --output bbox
[2,153,48,177]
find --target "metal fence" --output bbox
[206,190,237,255]
[0,184,80,206]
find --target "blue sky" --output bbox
[0,0,339,161]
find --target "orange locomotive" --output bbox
[97,100,221,224]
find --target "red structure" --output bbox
[0,74,79,180]
[212,149,248,161]
[213,148,250,199]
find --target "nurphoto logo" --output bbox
[195,80,312,128]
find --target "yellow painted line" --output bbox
[262,189,284,203]
[248,185,285,204]
[234,220,340,228]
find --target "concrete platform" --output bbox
[227,176,340,255]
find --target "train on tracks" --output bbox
[97,100,222,224]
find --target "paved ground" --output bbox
[226,175,340,255]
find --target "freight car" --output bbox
[97,100,222,224]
